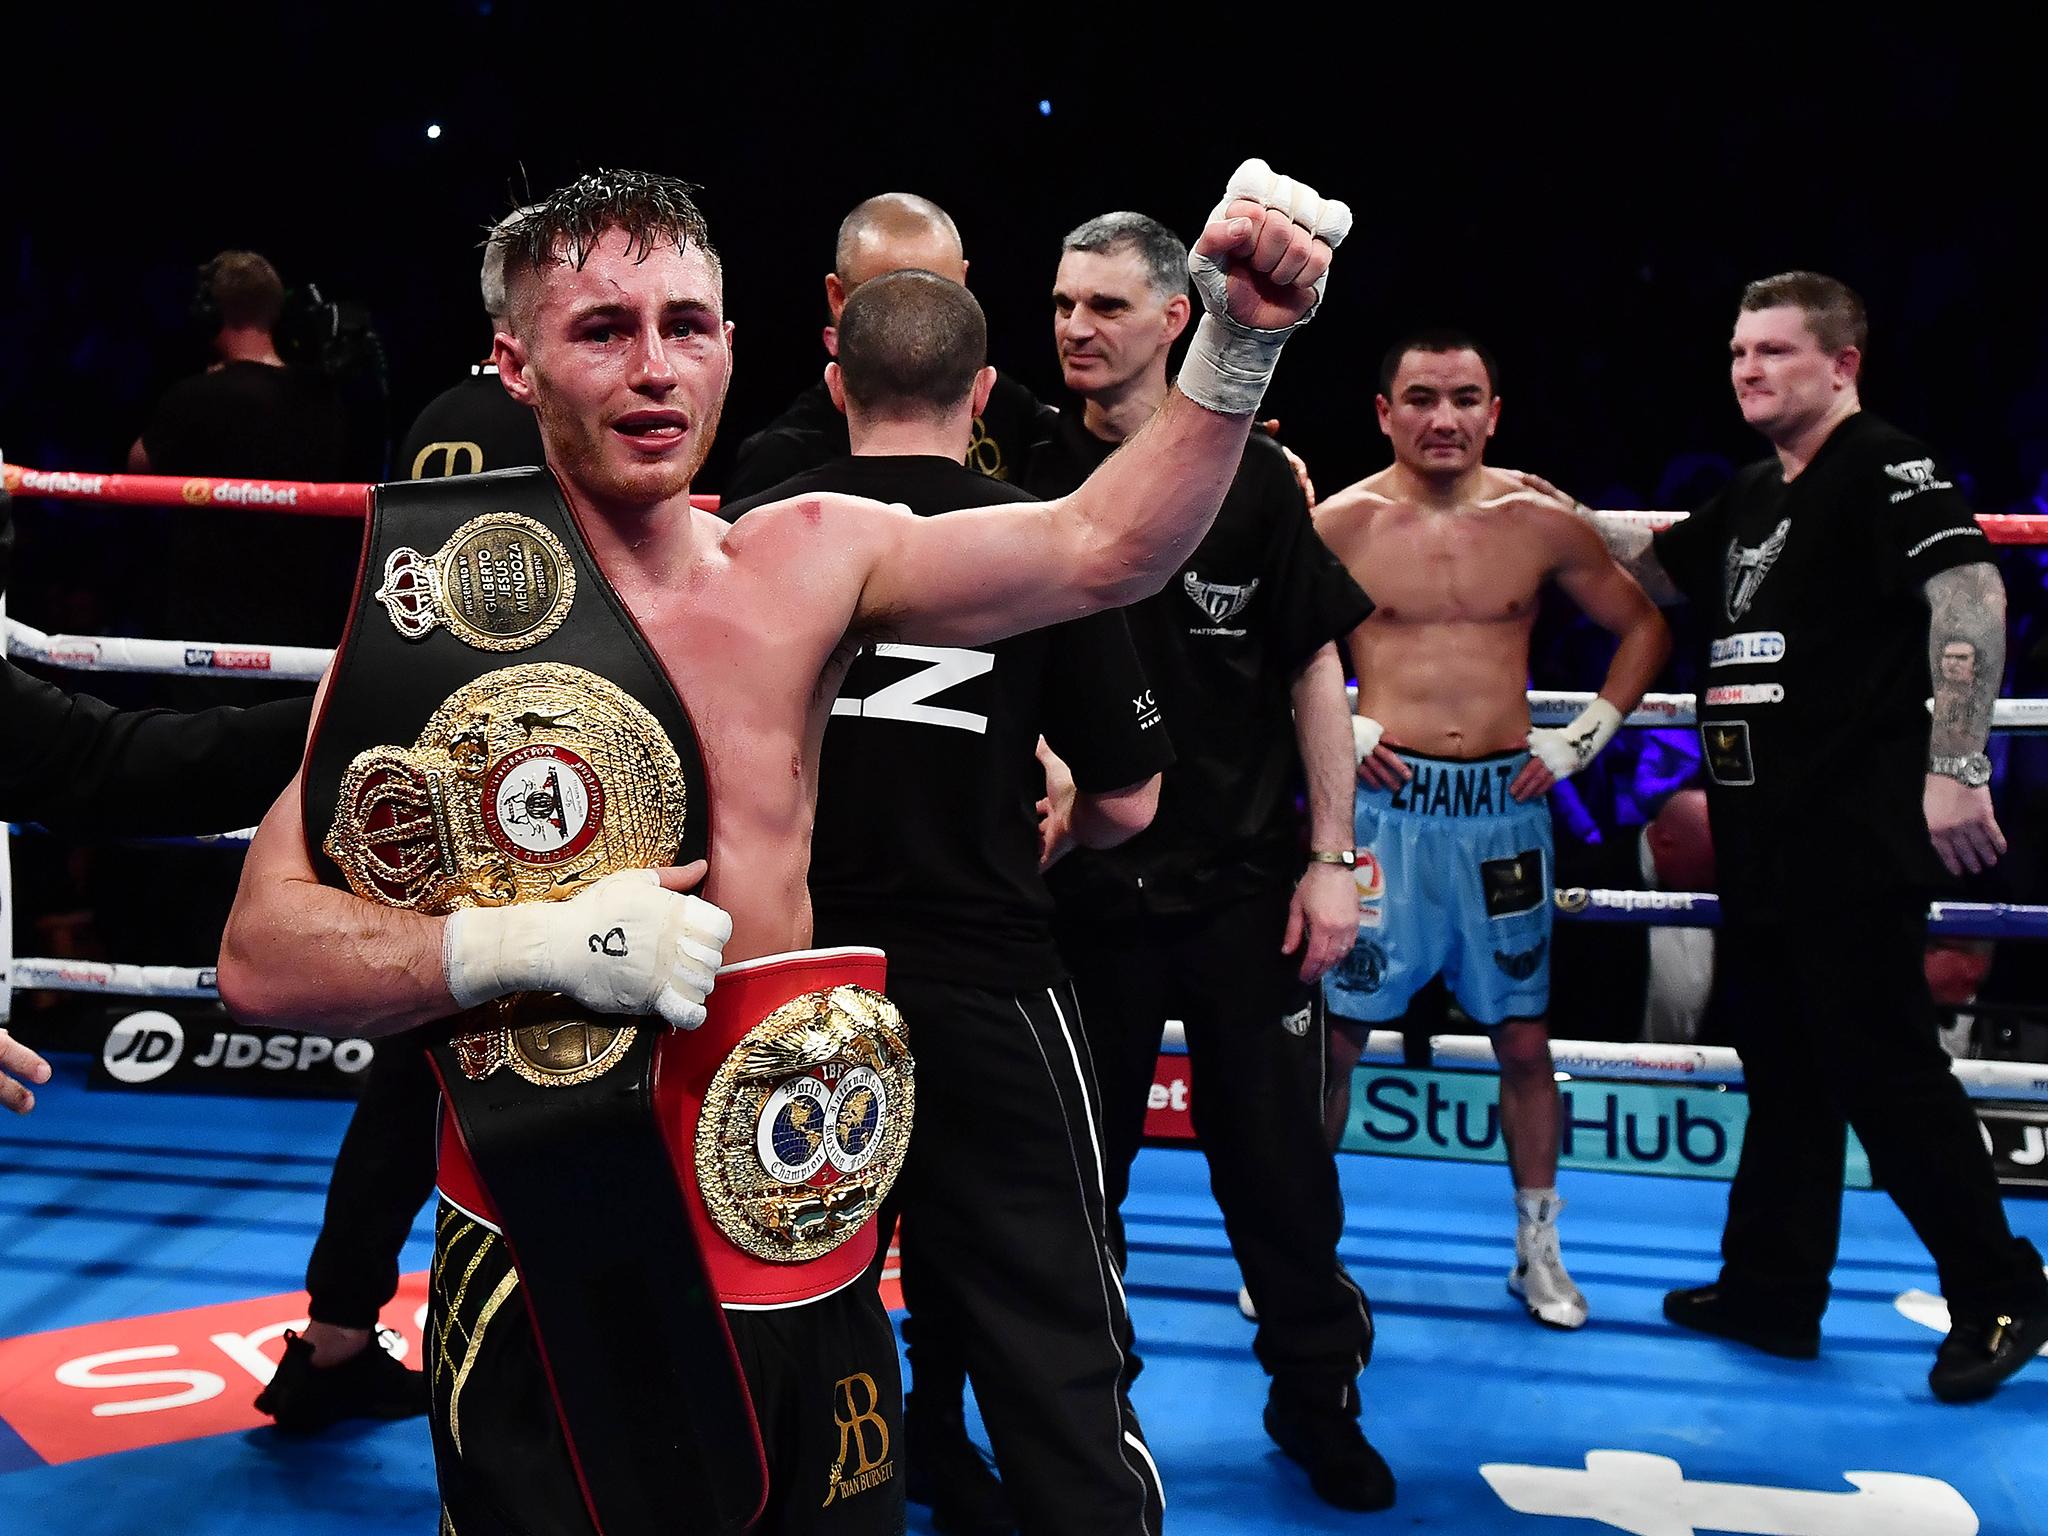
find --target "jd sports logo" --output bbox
[102,1011,186,1085]
[821,1372,894,1507]
[1182,572,1258,628]
[1723,518,1791,620]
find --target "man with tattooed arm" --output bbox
[1554,270,2048,1401]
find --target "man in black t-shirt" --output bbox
[1025,212,1388,1512]
[724,193,1060,500]
[724,271,1173,1536]
[1589,270,2048,1403]
[130,250,362,655]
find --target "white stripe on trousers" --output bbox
[1015,985,1165,1529]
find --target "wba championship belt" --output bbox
[302,470,765,1536]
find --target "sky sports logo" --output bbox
[183,648,272,671]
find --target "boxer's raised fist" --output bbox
[1190,160,1352,332]
[1179,159,1350,416]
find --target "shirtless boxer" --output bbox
[1314,330,1670,1330]
[219,161,1349,1536]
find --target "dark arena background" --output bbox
[3,11,2047,1535]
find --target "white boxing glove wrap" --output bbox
[1528,699,1623,782]
[1351,713,1385,767]
[442,867,733,1030]
[1179,159,1353,417]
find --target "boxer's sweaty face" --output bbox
[516,231,732,511]
[1376,349,1497,478]
[1729,306,1849,441]
[1052,248,1178,398]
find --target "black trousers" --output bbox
[1057,888,1372,1389]
[305,1036,440,1329]
[887,974,1162,1536]
[1718,900,2047,1324]
[428,1205,905,1536]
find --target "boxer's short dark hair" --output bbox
[837,270,986,417]
[1379,329,1500,397]
[1739,270,1867,355]
[493,170,723,306]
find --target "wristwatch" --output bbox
[1929,753,1993,788]
[1307,849,1356,867]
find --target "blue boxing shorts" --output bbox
[1324,747,1553,1028]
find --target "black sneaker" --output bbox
[1662,1285,1820,1360]
[253,1329,429,1433]
[902,1393,1015,1536]
[1263,1385,1396,1513]
[1929,1303,2048,1404]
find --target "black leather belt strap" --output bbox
[429,1001,765,1536]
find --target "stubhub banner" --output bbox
[89,1007,375,1099]
[1336,1068,1881,1185]
[1149,1056,1875,1187]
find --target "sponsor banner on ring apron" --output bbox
[88,1004,374,1099]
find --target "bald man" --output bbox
[725,192,1060,498]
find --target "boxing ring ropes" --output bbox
[6,462,2048,1109]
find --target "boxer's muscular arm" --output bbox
[1510,515,1672,802]
[218,770,457,1038]
[854,392,1251,646]
[1505,471,1684,606]
[1551,515,1673,712]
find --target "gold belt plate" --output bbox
[374,511,576,652]
[695,986,915,1263]
[324,662,686,1088]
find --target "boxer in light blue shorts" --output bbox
[1325,747,1552,1027]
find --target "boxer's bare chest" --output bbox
[1352,505,1555,627]
[602,535,856,953]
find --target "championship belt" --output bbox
[302,469,764,1536]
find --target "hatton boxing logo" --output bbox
[1182,572,1258,635]
[1723,519,1791,621]
[1884,458,1955,503]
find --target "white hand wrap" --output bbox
[1352,713,1384,767]
[1528,699,1623,782]
[1180,159,1354,417]
[442,868,733,1031]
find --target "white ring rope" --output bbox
[15,619,2048,731]
[1154,1021,2048,1103]
[5,616,330,682]
[7,959,219,999]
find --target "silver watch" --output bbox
[1930,753,1993,788]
